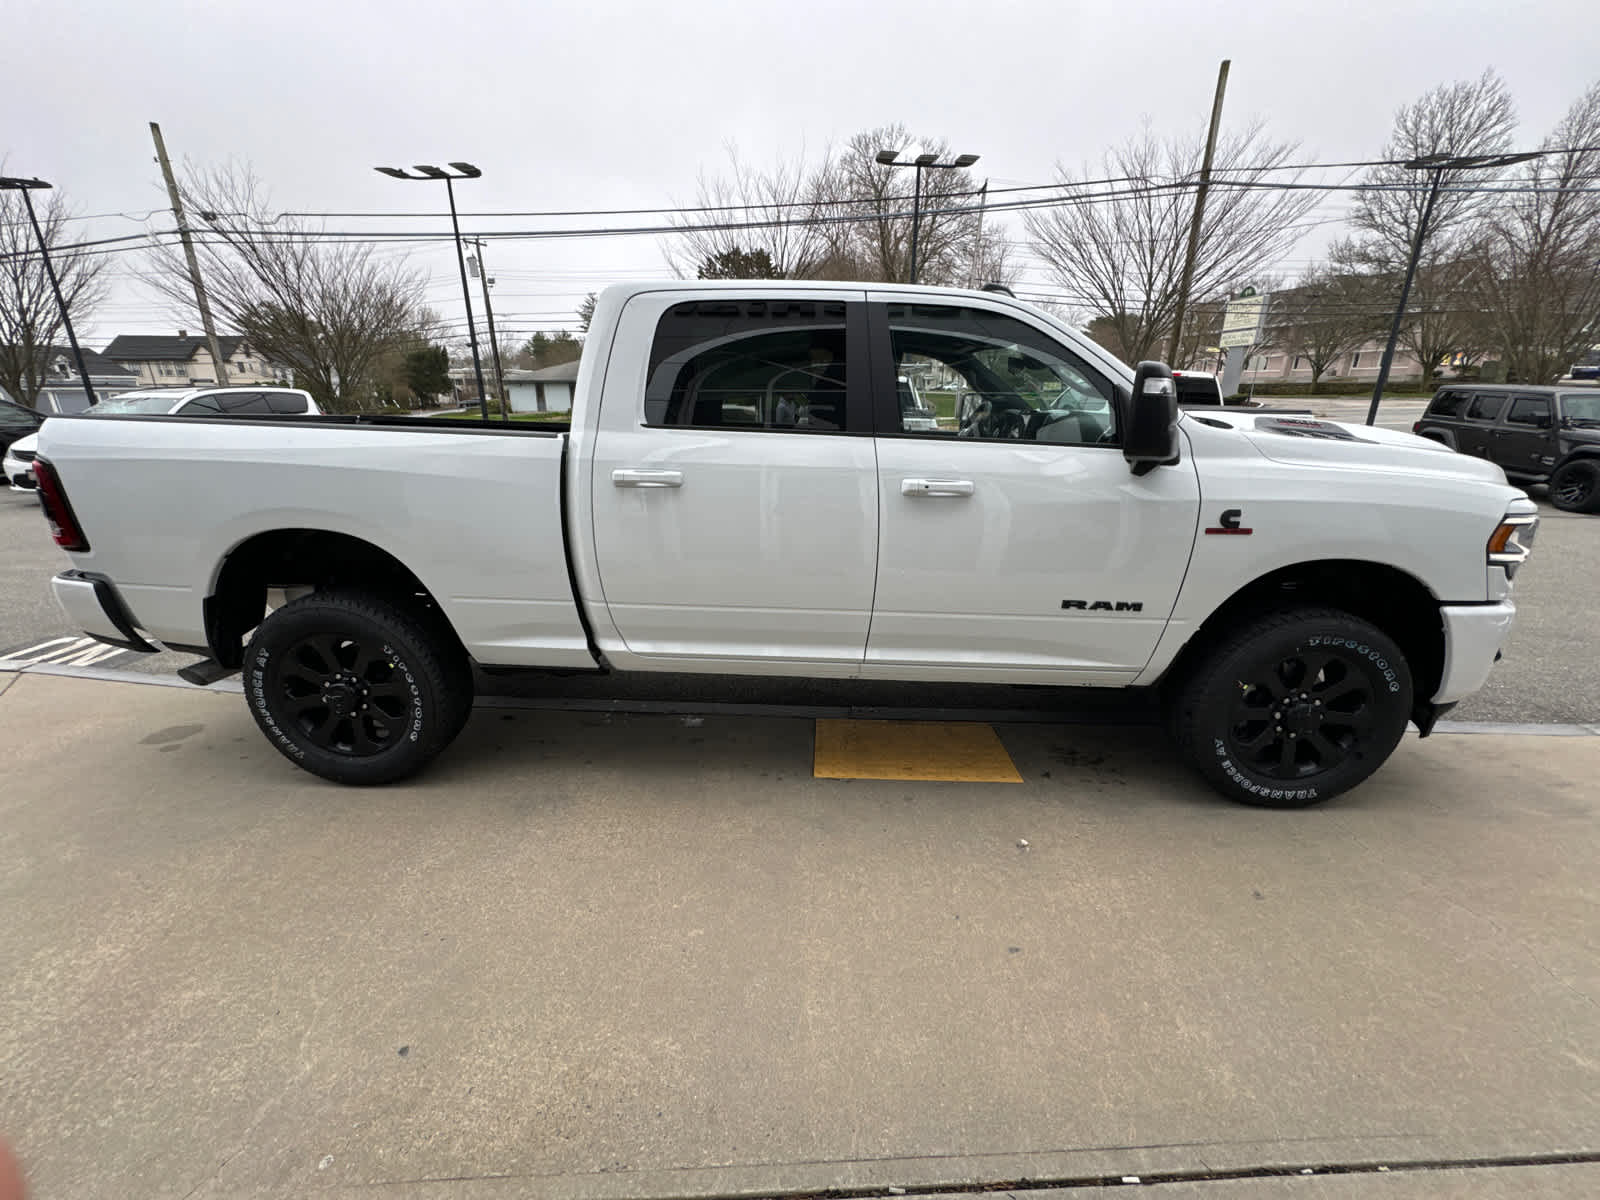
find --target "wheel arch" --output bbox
[1554,445,1600,468]
[205,528,465,669]
[1159,558,1445,726]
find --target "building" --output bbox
[0,345,141,410]
[506,361,579,412]
[1239,340,1427,388]
[100,333,288,388]
[450,359,580,412]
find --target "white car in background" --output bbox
[4,433,39,490]
[6,386,321,490]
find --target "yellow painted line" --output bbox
[813,719,1023,783]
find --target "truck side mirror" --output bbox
[1124,361,1180,476]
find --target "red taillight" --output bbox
[32,457,90,552]
[1412,421,1423,433]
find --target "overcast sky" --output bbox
[9,0,1597,348]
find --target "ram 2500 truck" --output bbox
[34,281,1538,806]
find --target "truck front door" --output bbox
[862,297,1200,683]
[586,290,879,671]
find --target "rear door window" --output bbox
[177,396,224,415]
[645,299,856,432]
[1466,394,1507,422]
[265,391,309,414]
[215,391,273,415]
[1505,396,1552,428]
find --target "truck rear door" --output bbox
[585,288,879,671]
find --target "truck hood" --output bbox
[1184,410,1510,484]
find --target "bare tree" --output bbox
[147,165,425,412]
[1476,80,1600,383]
[813,125,987,285]
[1269,268,1389,392]
[663,129,1015,289]
[666,146,833,279]
[0,180,108,407]
[1337,70,1517,379]
[1025,121,1319,364]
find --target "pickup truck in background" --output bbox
[35,282,1538,807]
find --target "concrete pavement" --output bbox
[2,671,1596,1198]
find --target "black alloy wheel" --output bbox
[1170,608,1413,808]
[1225,649,1377,781]
[245,589,473,785]
[276,633,417,756]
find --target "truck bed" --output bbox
[36,414,594,669]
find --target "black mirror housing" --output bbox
[1124,361,1181,475]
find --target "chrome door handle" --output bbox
[901,478,974,498]
[612,469,683,488]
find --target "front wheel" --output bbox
[244,589,473,785]
[1548,459,1600,513]
[1169,609,1413,808]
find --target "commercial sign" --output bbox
[1219,290,1269,349]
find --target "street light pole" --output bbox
[375,162,490,421]
[0,175,98,406]
[1365,150,1540,426]
[875,149,980,285]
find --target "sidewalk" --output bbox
[2,671,1595,1199]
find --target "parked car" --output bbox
[4,431,39,490]
[37,281,1537,807]
[0,397,44,458]
[1413,383,1600,513]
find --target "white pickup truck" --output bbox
[35,281,1538,806]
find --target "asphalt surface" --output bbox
[3,448,1594,725]
[2,672,1596,1199]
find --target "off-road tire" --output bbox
[244,589,473,785]
[1548,459,1600,514]
[1170,608,1413,808]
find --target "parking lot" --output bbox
[2,472,1598,1199]
[4,669,1598,1198]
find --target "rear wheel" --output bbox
[1548,460,1600,514]
[1170,609,1413,808]
[244,589,473,785]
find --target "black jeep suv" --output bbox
[1414,384,1600,513]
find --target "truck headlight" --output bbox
[1487,512,1538,577]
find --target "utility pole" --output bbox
[150,122,229,387]
[1167,59,1231,367]
[465,237,508,423]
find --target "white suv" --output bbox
[82,386,321,418]
[6,386,320,490]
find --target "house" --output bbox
[449,359,580,412]
[506,361,579,413]
[0,344,141,410]
[101,332,288,388]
